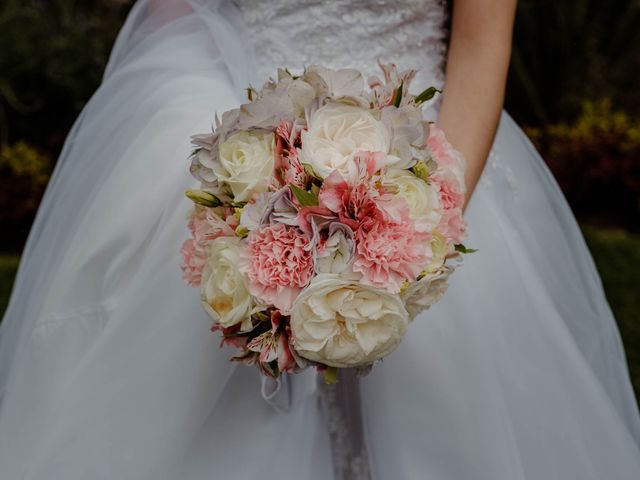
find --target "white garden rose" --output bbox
[383,168,441,229]
[215,130,275,202]
[300,103,390,180]
[200,237,253,331]
[289,274,409,367]
[401,265,453,320]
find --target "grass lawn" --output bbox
[582,225,640,405]
[0,226,638,405]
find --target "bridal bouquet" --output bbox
[180,61,472,382]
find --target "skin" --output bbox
[438,0,518,211]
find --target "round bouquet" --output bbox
[180,61,472,382]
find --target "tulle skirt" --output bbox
[0,1,639,478]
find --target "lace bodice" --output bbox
[232,0,449,97]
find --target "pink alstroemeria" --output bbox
[274,119,308,188]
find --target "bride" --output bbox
[1,0,639,478]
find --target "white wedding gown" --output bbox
[1,1,639,478]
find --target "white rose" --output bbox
[384,169,441,229]
[300,103,390,180]
[401,265,453,320]
[200,237,253,330]
[290,274,409,367]
[215,131,275,202]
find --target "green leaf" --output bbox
[454,244,478,254]
[289,184,318,207]
[324,367,339,385]
[301,162,322,180]
[415,86,441,105]
[185,189,222,207]
[393,81,404,107]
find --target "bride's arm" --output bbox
[438,0,517,210]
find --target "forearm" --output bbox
[438,0,516,210]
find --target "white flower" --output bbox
[215,131,275,202]
[200,237,253,330]
[401,265,453,320]
[380,105,428,169]
[302,65,365,99]
[315,223,355,274]
[425,230,452,273]
[299,103,390,180]
[289,274,409,367]
[383,169,441,230]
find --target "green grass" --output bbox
[0,226,638,404]
[581,225,640,405]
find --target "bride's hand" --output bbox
[437,0,517,212]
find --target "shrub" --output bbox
[526,99,640,230]
[0,142,51,222]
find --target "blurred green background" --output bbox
[0,0,638,402]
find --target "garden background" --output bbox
[0,0,639,403]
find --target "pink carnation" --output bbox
[427,125,468,244]
[353,198,431,293]
[180,205,236,286]
[180,238,206,285]
[433,172,467,243]
[240,223,314,313]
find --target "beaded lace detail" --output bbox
[232,0,449,96]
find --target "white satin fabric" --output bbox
[0,1,639,479]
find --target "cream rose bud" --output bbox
[401,265,453,320]
[300,103,390,180]
[383,169,441,230]
[215,131,275,202]
[425,230,452,273]
[290,274,409,367]
[200,237,253,331]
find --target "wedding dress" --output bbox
[1,0,639,478]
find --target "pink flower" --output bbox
[239,223,314,313]
[367,60,418,108]
[277,332,297,373]
[427,125,468,244]
[318,170,385,231]
[188,205,236,244]
[274,119,308,188]
[180,205,236,286]
[353,199,431,293]
[180,238,206,285]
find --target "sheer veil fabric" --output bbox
[0,1,639,479]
